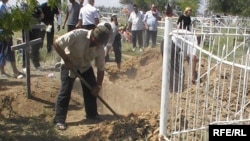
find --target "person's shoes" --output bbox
[36,66,44,71]
[0,74,8,79]
[132,48,136,52]
[14,72,24,79]
[105,55,110,62]
[87,115,102,121]
[55,123,67,130]
[23,68,26,73]
[85,115,103,124]
[54,62,61,69]
[139,48,143,52]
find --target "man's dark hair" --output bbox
[111,15,117,22]
[93,25,110,45]
[103,23,111,31]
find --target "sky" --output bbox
[8,0,122,7]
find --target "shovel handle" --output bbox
[96,95,119,118]
[71,69,119,118]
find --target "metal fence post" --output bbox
[159,17,173,138]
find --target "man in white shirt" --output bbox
[53,25,110,130]
[76,0,99,30]
[127,4,144,52]
[143,4,161,48]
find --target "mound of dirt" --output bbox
[71,112,161,141]
[105,48,163,97]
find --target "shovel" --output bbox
[71,68,120,118]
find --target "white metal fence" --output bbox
[159,17,250,141]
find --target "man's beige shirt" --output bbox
[55,29,105,74]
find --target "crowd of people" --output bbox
[0,0,201,130]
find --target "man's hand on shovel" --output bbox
[91,84,102,97]
[64,60,74,70]
[70,67,120,118]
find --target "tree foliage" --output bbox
[208,0,250,17]
[119,0,133,4]
[173,0,199,16]
[119,0,199,15]
[0,0,60,40]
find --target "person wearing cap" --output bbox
[53,25,110,130]
[177,7,192,31]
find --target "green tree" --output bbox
[119,0,199,15]
[208,0,250,17]
[174,0,199,16]
[0,0,60,40]
[119,0,133,4]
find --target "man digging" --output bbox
[53,25,110,130]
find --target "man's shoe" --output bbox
[36,66,44,71]
[132,48,136,52]
[0,74,8,79]
[54,62,61,69]
[86,115,103,123]
[23,68,26,73]
[105,55,110,62]
[139,48,143,52]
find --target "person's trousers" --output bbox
[113,45,121,63]
[54,66,98,124]
[131,30,143,48]
[22,29,42,68]
[82,24,96,30]
[145,30,157,47]
[169,42,185,93]
[41,23,54,53]
[67,25,76,32]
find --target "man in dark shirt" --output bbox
[40,2,60,53]
[22,4,44,70]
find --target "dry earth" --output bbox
[0,47,163,141]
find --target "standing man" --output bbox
[53,25,110,130]
[79,0,84,7]
[40,1,61,53]
[0,0,23,79]
[62,0,81,32]
[76,0,99,30]
[127,4,144,52]
[143,4,161,48]
[22,3,44,71]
